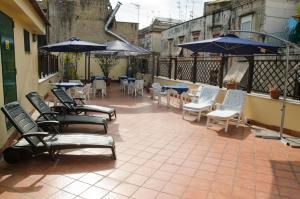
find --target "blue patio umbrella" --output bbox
[40,37,107,52]
[40,37,107,81]
[178,34,280,55]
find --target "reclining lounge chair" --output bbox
[183,85,220,122]
[206,89,246,132]
[26,92,108,133]
[1,101,116,163]
[52,88,116,121]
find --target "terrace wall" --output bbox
[154,76,300,134]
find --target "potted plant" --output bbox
[225,76,237,89]
[269,84,281,99]
[95,54,119,86]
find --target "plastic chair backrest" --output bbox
[26,92,56,120]
[195,86,220,105]
[94,80,106,89]
[1,101,41,147]
[221,90,246,112]
[135,80,144,89]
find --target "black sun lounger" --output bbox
[52,88,117,121]
[26,92,108,133]
[1,102,116,164]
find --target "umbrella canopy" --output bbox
[40,37,107,52]
[95,40,149,56]
[178,34,281,55]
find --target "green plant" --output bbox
[64,53,80,80]
[95,55,119,77]
[297,4,300,16]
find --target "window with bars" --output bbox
[38,52,59,79]
[23,29,30,52]
[240,15,252,39]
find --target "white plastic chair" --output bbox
[122,79,129,93]
[69,80,82,96]
[131,80,144,97]
[206,89,246,132]
[151,83,167,105]
[183,85,220,122]
[74,83,92,101]
[93,80,106,98]
[167,89,179,107]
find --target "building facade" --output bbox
[161,0,300,58]
[0,0,52,148]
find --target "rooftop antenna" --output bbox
[177,0,181,20]
[131,3,140,28]
[190,0,194,19]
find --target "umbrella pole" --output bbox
[280,45,290,144]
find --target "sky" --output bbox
[110,0,213,29]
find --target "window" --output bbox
[192,31,200,41]
[240,15,252,39]
[23,29,30,52]
[38,52,59,79]
[178,36,185,44]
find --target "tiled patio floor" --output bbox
[1,83,300,199]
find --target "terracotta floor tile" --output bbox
[108,170,131,181]
[152,170,173,181]
[95,177,121,191]
[102,192,129,199]
[79,173,104,185]
[142,178,167,191]
[132,187,159,199]
[170,174,192,186]
[182,187,208,199]
[1,84,300,199]
[112,183,139,197]
[156,192,180,199]
[125,174,148,186]
[134,166,156,177]
[232,187,256,199]
[47,190,76,199]
[63,181,91,195]
[162,182,187,196]
[80,186,109,199]
[46,175,74,189]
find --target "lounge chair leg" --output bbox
[114,110,117,118]
[104,124,107,134]
[237,115,241,128]
[111,146,116,160]
[109,114,112,121]
[206,117,210,128]
[197,111,202,122]
[225,120,229,132]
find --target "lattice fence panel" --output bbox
[196,59,221,85]
[177,58,193,81]
[252,59,300,99]
[159,59,169,78]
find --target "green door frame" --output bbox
[0,11,17,129]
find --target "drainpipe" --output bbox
[104,2,130,44]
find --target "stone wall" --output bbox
[47,0,138,44]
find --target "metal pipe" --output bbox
[104,2,129,44]
[229,29,300,144]
[280,45,290,139]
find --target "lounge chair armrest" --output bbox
[74,97,85,104]
[37,120,60,125]
[40,112,59,117]
[23,132,49,137]
[51,106,68,113]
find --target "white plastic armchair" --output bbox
[74,83,92,100]
[206,89,246,132]
[93,80,106,98]
[131,80,144,97]
[151,83,167,105]
[183,85,220,122]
